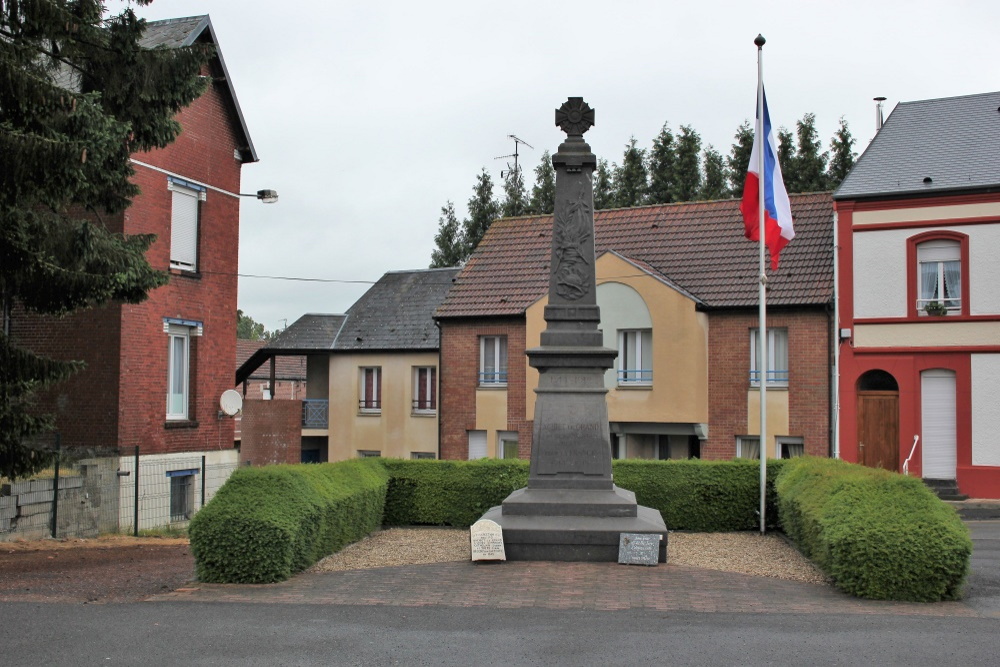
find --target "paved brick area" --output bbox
[156,561,979,617]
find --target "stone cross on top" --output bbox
[555,97,595,137]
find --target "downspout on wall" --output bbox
[832,209,841,459]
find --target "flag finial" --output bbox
[754,34,766,48]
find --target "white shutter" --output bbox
[468,430,487,460]
[170,188,199,270]
[921,369,957,479]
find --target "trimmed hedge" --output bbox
[613,459,784,531]
[189,459,388,583]
[776,457,971,602]
[382,458,528,527]
[382,458,782,531]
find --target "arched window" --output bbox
[907,231,968,318]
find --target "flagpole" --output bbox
[755,33,767,535]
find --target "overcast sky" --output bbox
[111,0,999,333]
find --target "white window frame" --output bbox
[468,430,487,460]
[480,336,508,386]
[750,328,789,387]
[497,431,519,459]
[916,240,961,314]
[776,436,804,459]
[359,367,382,414]
[736,436,761,460]
[168,178,205,272]
[412,366,437,414]
[618,329,653,386]
[167,324,191,420]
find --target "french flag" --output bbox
[740,89,793,271]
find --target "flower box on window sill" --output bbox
[922,302,950,317]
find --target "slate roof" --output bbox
[235,269,459,384]
[436,192,834,319]
[141,15,258,162]
[336,268,461,351]
[835,91,1000,200]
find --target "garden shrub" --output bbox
[189,459,388,584]
[776,457,971,602]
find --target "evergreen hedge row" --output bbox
[189,459,388,584]
[382,458,783,531]
[775,457,971,602]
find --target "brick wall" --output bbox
[705,308,832,459]
[239,399,302,466]
[439,317,531,459]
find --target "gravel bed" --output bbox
[309,528,829,584]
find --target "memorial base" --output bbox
[481,486,668,563]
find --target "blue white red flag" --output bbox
[740,89,793,271]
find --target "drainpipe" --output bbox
[832,209,841,459]
[434,319,443,460]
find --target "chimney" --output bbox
[874,96,887,132]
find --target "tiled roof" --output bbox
[437,192,834,318]
[835,91,1000,200]
[236,340,307,381]
[336,268,461,351]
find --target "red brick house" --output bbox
[10,16,261,522]
[436,193,835,463]
[835,91,1000,499]
[234,340,308,444]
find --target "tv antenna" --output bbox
[495,134,534,180]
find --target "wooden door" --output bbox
[857,390,899,471]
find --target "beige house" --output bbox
[236,268,459,462]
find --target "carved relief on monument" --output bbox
[553,184,593,301]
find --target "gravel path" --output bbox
[310,528,830,584]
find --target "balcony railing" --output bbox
[302,399,329,429]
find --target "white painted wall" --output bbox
[969,225,1000,315]
[853,229,909,319]
[972,354,1000,467]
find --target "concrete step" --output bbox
[946,499,1000,520]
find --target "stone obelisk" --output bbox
[481,98,668,562]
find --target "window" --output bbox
[468,430,487,460]
[618,329,652,385]
[359,367,381,413]
[498,431,519,459]
[167,469,197,522]
[736,436,760,460]
[168,178,205,271]
[412,367,437,413]
[167,324,190,420]
[917,240,961,314]
[777,437,804,459]
[411,452,436,460]
[480,336,508,386]
[358,450,381,458]
[750,328,788,386]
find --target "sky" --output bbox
[109,0,999,333]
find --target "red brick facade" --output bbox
[705,309,832,459]
[239,399,302,466]
[11,63,248,458]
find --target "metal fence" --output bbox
[1,436,238,541]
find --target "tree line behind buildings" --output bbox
[430,114,857,268]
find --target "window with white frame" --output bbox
[917,240,961,314]
[618,329,652,385]
[480,336,508,386]
[750,328,788,386]
[359,367,381,413]
[498,431,519,459]
[168,178,205,271]
[736,436,760,460]
[468,430,487,460]
[777,436,804,459]
[412,366,437,413]
[166,324,192,420]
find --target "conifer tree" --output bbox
[611,137,648,208]
[776,127,796,190]
[462,169,500,256]
[670,125,702,202]
[429,201,466,267]
[727,121,754,196]
[500,165,528,218]
[1,0,210,479]
[593,158,615,210]
[700,145,729,200]
[826,116,857,188]
[791,113,829,192]
[528,151,555,215]
[647,123,676,204]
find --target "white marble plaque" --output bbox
[618,532,661,566]
[470,519,506,562]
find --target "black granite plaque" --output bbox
[618,532,660,566]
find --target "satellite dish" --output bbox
[219,389,244,417]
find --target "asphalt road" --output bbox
[1,602,998,666]
[965,519,1000,617]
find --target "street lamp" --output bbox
[241,189,279,203]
